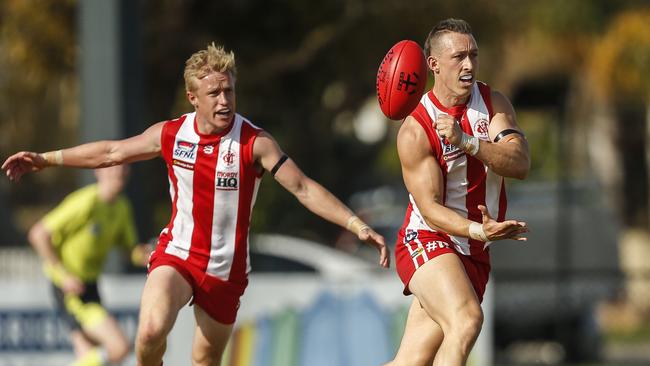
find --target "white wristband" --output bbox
[469,222,488,242]
[41,150,64,166]
[460,133,479,156]
[346,215,370,235]
[346,215,360,231]
[54,150,64,165]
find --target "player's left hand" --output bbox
[358,227,390,268]
[433,114,463,146]
[478,205,528,241]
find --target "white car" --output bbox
[249,233,376,278]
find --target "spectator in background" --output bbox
[28,164,151,366]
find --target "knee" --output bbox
[390,351,435,366]
[452,304,483,344]
[106,341,130,363]
[192,352,222,366]
[136,316,169,348]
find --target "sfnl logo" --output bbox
[174,140,197,160]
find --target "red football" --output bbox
[376,40,427,120]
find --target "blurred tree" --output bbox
[590,10,650,228]
[0,0,78,242]
[588,9,650,317]
[2,0,648,249]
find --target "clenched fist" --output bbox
[433,114,463,146]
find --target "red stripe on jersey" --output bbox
[416,250,426,268]
[229,122,261,284]
[411,103,441,160]
[189,136,220,271]
[410,101,449,204]
[159,116,186,252]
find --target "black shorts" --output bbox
[51,282,103,331]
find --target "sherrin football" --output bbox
[376,40,427,120]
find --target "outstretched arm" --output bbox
[2,122,164,181]
[399,116,528,242]
[253,131,389,268]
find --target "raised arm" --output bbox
[475,90,530,179]
[399,116,527,241]
[253,131,389,268]
[433,90,530,180]
[2,122,164,181]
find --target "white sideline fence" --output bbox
[0,248,493,366]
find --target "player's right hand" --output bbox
[358,227,390,268]
[1,151,48,182]
[433,114,463,146]
[478,205,528,241]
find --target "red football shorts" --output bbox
[148,249,247,324]
[395,229,491,302]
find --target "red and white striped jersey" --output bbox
[157,112,263,285]
[399,81,507,256]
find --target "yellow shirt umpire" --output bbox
[28,164,151,366]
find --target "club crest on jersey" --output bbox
[173,140,197,160]
[474,118,489,140]
[216,171,238,190]
[221,149,236,166]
